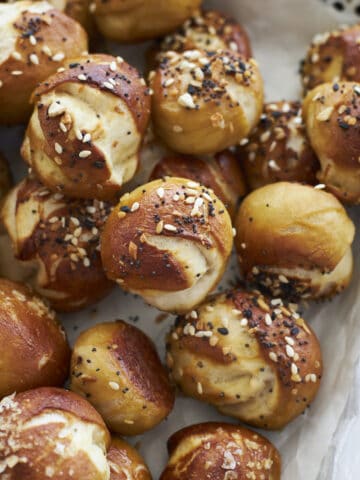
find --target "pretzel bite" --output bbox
[0,1,88,125]
[234,182,355,300]
[1,176,114,312]
[107,437,151,480]
[21,54,151,200]
[238,101,319,190]
[50,0,92,31]
[151,9,252,66]
[101,178,234,313]
[0,278,70,397]
[160,422,281,479]
[149,50,263,155]
[301,24,360,93]
[150,150,247,219]
[303,81,360,203]
[0,152,12,206]
[167,288,322,430]
[70,320,174,436]
[0,387,111,479]
[91,0,201,43]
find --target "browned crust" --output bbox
[167,288,322,430]
[161,422,281,479]
[234,181,355,274]
[0,152,13,205]
[107,437,152,480]
[238,101,319,190]
[0,278,70,396]
[111,321,175,407]
[33,54,151,133]
[15,387,110,436]
[150,151,247,219]
[302,24,360,92]
[0,5,88,125]
[0,387,111,480]
[101,177,233,292]
[70,321,175,435]
[2,177,114,312]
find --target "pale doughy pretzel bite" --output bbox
[166,288,322,430]
[234,182,355,300]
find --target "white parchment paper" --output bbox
[1,1,360,479]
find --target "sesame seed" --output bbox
[269,352,278,362]
[232,228,236,237]
[205,305,214,312]
[52,52,65,62]
[75,129,83,141]
[173,125,183,133]
[239,138,249,146]
[173,194,180,201]
[286,345,295,358]
[314,184,326,190]
[59,122,67,133]
[54,143,63,154]
[131,202,139,212]
[156,220,164,234]
[195,330,212,338]
[78,74,87,81]
[29,35,37,45]
[0,81,2,88]
[178,93,196,109]
[187,181,199,188]
[82,133,91,143]
[185,196,195,204]
[48,102,66,117]
[271,298,282,306]
[11,52,22,61]
[156,187,165,199]
[83,258,90,267]
[103,81,114,90]
[48,216,59,224]
[285,336,295,346]
[197,382,203,395]
[260,131,271,143]
[316,106,333,122]
[73,227,82,237]
[265,314,272,326]
[109,381,120,391]
[116,56,124,64]
[164,78,175,87]
[291,363,298,375]
[240,318,248,327]
[109,61,117,72]
[79,150,91,158]
[189,310,198,319]
[42,45,52,56]
[279,274,289,283]
[164,224,177,232]
[11,71,23,76]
